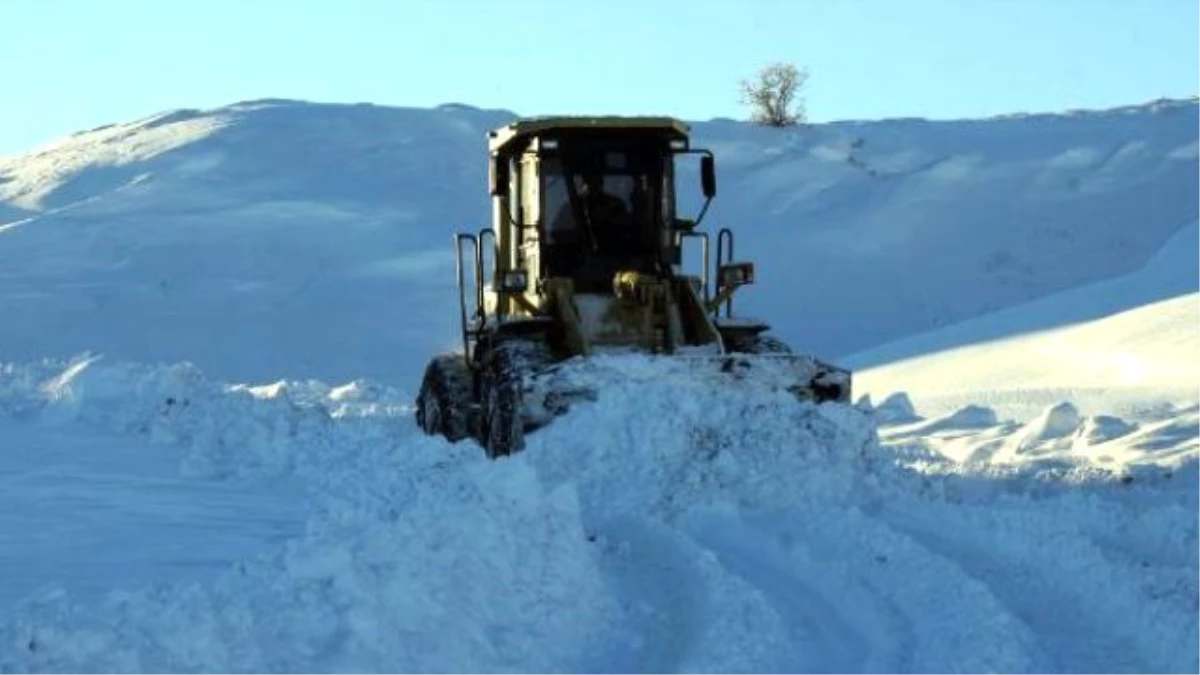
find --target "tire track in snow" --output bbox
[685,512,907,673]
[523,359,1044,673]
[592,503,1044,674]
[878,502,1198,674]
[589,517,708,674]
[588,514,801,672]
[712,506,1044,673]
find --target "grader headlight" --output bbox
[499,269,528,293]
[718,262,755,289]
[612,270,667,305]
[613,270,645,302]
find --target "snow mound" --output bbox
[872,392,920,424]
[1017,400,1081,439]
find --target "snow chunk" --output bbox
[1076,414,1136,445]
[874,392,920,424]
[991,402,1084,460]
[1024,402,1083,442]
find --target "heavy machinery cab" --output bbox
[455,117,741,360]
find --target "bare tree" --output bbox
[740,62,809,127]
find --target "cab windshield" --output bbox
[541,143,672,288]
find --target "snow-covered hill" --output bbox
[0,101,512,388]
[0,98,1197,673]
[1,98,1195,388]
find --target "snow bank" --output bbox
[875,392,1197,473]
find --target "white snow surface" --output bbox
[0,413,305,614]
[0,98,1197,673]
[0,355,1196,673]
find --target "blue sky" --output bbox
[1,0,1196,156]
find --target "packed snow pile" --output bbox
[1,355,1195,673]
[875,397,1198,471]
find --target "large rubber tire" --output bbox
[479,339,535,459]
[415,355,472,442]
[484,379,523,458]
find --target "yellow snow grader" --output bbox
[416,116,851,457]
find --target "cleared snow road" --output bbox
[0,417,306,616]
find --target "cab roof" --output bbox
[487,116,690,155]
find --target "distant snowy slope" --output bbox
[0,101,514,387]
[692,101,1199,357]
[0,98,1195,389]
[844,216,1198,424]
[847,219,1199,370]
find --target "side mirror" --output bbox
[700,155,716,198]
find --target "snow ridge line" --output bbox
[1,354,413,481]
